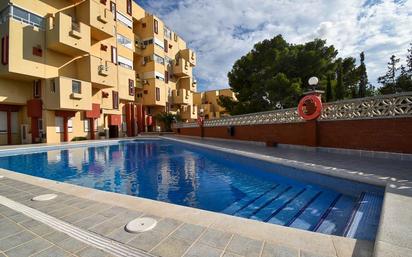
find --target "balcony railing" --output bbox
[174,92,412,128]
[0,5,45,29]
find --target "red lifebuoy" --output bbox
[197,116,204,126]
[298,95,322,121]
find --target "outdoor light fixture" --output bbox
[308,77,319,86]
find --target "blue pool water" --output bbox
[0,139,384,240]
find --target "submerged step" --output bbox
[315,195,357,236]
[234,184,289,218]
[267,189,321,225]
[250,187,304,221]
[222,184,277,215]
[344,193,383,240]
[289,191,341,231]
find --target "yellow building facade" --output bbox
[0,0,197,145]
[193,89,236,119]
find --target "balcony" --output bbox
[77,55,117,88]
[78,0,114,40]
[173,58,192,77]
[172,89,192,105]
[46,12,90,56]
[180,49,196,67]
[44,77,92,111]
[180,105,198,120]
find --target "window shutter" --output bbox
[154,19,158,34]
[113,91,119,109]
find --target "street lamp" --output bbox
[308,76,319,90]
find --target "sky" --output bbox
[135,0,412,91]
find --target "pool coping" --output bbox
[0,136,411,257]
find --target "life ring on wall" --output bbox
[197,116,204,126]
[297,95,323,121]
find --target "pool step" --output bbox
[315,195,357,236]
[250,187,304,221]
[222,184,278,215]
[234,184,290,218]
[344,193,383,240]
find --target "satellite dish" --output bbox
[308,77,319,86]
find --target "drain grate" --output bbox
[0,195,154,257]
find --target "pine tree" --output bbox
[378,55,400,94]
[407,43,412,74]
[358,52,368,98]
[336,64,344,100]
[325,75,333,102]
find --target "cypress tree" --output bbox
[336,64,344,100]
[358,52,368,98]
[325,75,333,102]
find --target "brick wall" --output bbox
[174,118,412,154]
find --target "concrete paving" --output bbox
[1,135,411,256]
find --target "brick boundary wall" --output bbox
[174,117,412,154]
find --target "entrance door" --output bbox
[108,125,119,138]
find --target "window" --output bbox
[68,118,73,133]
[8,6,45,29]
[154,19,158,34]
[33,80,41,98]
[165,71,169,84]
[156,87,160,101]
[153,37,164,49]
[174,33,178,42]
[117,55,133,69]
[84,119,98,132]
[72,80,81,94]
[153,54,164,65]
[143,38,153,46]
[126,0,132,15]
[165,56,173,66]
[50,80,56,93]
[116,34,132,49]
[111,46,117,64]
[164,27,172,39]
[113,91,119,109]
[110,2,116,20]
[0,112,6,133]
[55,117,63,133]
[116,11,132,28]
[1,36,8,65]
[128,79,134,96]
[164,39,168,53]
[38,119,44,133]
[10,112,18,133]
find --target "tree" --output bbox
[341,57,359,98]
[223,35,339,114]
[335,63,345,100]
[396,65,412,92]
[155,112,181,132]
[358,52,368,98]
[407,43,412,74]
[378,55,400,94]
[325,75,333,102]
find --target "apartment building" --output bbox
[193,89,236,119]
[0,0,197,145]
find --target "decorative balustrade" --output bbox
[174,92,412,128]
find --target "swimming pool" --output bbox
[0,139,383,240]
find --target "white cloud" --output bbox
[139,0,412,91]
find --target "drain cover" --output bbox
[32,194,58,201]
[125,217,157,233]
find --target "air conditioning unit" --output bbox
[21,124,31,144]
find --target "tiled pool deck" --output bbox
[0,136,411,257]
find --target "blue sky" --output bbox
[135,0,412,91]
